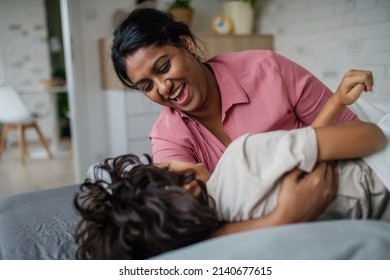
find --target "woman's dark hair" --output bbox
[111,8,199,89]
[74,154,219,260]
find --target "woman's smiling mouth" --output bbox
[170,84,184,101]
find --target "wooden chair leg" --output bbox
[17,123,27,164]
[0,124,10,160]
[32,122,53,159]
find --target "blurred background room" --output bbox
[0,0,389,198]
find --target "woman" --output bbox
[110,8,373,233]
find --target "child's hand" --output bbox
[334,69,373,106]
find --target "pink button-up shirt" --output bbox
[149,50,358,172]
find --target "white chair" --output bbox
[0,84,53,164]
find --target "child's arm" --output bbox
[311,70,373,128]
[315,121,386,161]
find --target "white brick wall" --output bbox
[0,0,51,88]
[259,0,390,111]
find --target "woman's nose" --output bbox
[156,78,173,97]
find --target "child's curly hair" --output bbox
[73,154,219,259]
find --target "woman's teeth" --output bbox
[170,84,184,100]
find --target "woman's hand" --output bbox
[273,162,338,223]
[333,69,373,106]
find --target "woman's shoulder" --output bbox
[207,50,278,64]
[207,50,289,75]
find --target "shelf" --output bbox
[197,33,274,59]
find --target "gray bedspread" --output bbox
[1,184,390,260]
[0,185,79,260]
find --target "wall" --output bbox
[0,0,51,88]
[0,0,54,143]
[259,0,390,111]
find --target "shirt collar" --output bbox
[206,59,249,117]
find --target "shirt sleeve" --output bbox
[272,52,358,125]
[151,137,197,164]
[243,127,318,180]
[149,108,198,164]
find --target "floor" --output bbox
[0,139,77,198]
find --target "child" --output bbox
[206,117,390,223]
[74,154,219,260]
[74,73,389,259]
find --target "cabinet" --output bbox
[198,33,274,59]
[99,36,126,91]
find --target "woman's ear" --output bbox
[179,35,196,53]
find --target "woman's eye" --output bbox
[142,81,153,92]
[158,62,170,74]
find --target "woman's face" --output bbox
[124,38,211,115]
[156,160,211,198]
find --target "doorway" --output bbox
[45,0,72,149]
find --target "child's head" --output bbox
[74,154,219,260]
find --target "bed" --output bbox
[1,99,390,260]
[1,183,390,260]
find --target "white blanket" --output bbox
[349,99,390,191]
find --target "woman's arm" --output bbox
[315,121,386,161]
[212,162,337,236]
[311,70,373,128]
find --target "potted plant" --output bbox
[223,0,258,34]
[168,0,193,27]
